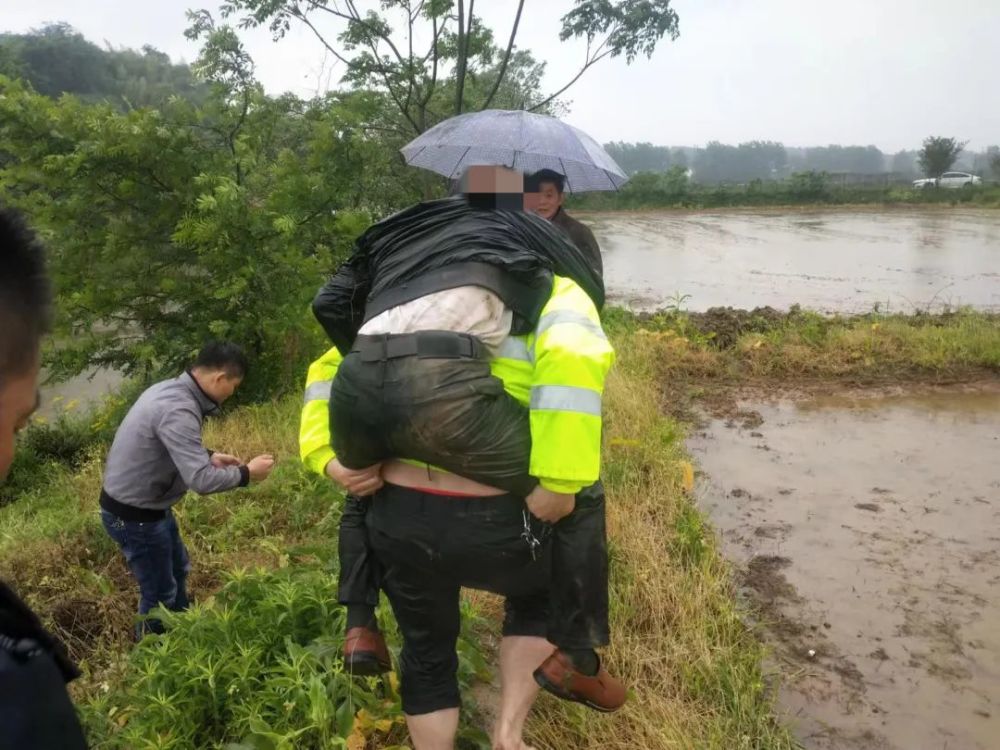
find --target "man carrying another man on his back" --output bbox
[99,342,276,637]
[301,166,622,749]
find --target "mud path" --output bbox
[688,385,1000,749]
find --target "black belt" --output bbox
[99,489,168,522]
[351,331,485,362]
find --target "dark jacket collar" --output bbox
[181,370,220,415]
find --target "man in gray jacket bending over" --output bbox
[99,342,275,636]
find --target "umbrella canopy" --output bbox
[401,109,629,193]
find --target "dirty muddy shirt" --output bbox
[358,286,513,351]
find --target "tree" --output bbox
[991,150,1000,180]
[0,20,420,399]
[0,24,207,108]
[604,141,673,174]
[891,150,917,177]
[801,144,884,174]
[692,140,786,183]
[218,0,681,135]
[917,136,966,178]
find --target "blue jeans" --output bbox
[101,509,191,637]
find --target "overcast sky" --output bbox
[5,0,998,152]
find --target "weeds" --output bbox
[12,307,991,748]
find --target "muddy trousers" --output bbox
[337,482,610,649]
[366,485,554,715]
[330,331,609,651]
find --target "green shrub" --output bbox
[81,565,490,750]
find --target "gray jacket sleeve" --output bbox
[155,407,247,495]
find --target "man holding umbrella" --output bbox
[527,168,604,278]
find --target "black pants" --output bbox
[366,485,552,714]
[332,330,609,655]
[336,482,611,662]
[330,332,537,497]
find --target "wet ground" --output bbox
[592,208,1000,313]
[688,385,1000,749]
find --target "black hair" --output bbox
[0,207,52,380]
[527,169,566,194]
[193,341,248,379]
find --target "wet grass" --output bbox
[527,329,795,749]
[605,307,1000,393]
[0,333,798,749]
[4,307,996,747]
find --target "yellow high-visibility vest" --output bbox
[299,276,614,494]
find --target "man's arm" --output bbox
[156,408,248,494]
[528,276,615,495]
[312,255,371,356]
[299,346,343,476]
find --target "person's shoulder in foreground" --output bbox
[0,205,89,749]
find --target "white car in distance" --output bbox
[913,172,982,189]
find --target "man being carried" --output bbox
[99,343,275,637]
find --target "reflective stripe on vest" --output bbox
[496,336,532,363]
[303,380,332,403]
[534,309,607,341]
[529,384,602,416]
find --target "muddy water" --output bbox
[688,388,1000,750]
[591,209,1000,313]
[38,368,122,419]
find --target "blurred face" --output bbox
[0,353,41,481]
[194,369,243,404]
[535,182,564,221]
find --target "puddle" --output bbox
[688,387,1000,749]
[593,208,1000,313]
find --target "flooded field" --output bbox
[689,386,1000,749]
[593,208,1000,313]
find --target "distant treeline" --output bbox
[570,170,1000,211]
[0,23,206,108]
[605,141,1000,184]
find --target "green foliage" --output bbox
[917,135,967,178]
[0,23,206,107]
[785,170,830,201]
[604,141,687,175]
[0,21,422,401]
[572,176,1000,210]
[0,414,99,505]
[670,504,709,570]
[559,0,681,63]
[693,141,787,183]
[81,566,408,749]
[219,0,679,134]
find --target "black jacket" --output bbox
[0,581,88,750]
[552,208,603,278]
[313,197,605,355]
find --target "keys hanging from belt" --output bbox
[522,509,551,561]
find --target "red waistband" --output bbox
[407,485,500,498]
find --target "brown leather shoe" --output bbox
[343,627,392,676]
[533,650,626,712]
